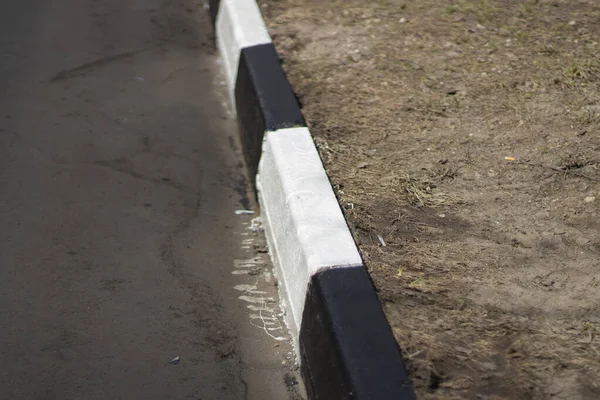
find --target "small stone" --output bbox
[576,237,590,246]
[453,345,472,355]
[568,20,576,26]
[584,196,595,203]
[480,362,497,371]
[356,162,369,169]
[399,17,407,23]
[350,53,361,62]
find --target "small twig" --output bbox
[407,349,425,359]
[586,329,594,344]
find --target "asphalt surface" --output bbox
[0,1,303,399]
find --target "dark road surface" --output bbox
[0,1,302,399]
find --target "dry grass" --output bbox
[262,0,600,398]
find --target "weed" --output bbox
[477,0,496,22]
[562,59,600,86]
[446,4,459,14]
[518,3,530,18]
[516,30,530,43]
[575,108,600,125]
[538,44,557,55]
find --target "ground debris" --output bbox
[262,0,600,397]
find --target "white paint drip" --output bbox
[249,314,278,322]
[232,269,257,275]
[248,217,263,232]
[246,304,271,312]
[233,233,287,342]
[235,209,255,215]
[238,295,275,304]
[233,284,267,295]
[234,258,262,268]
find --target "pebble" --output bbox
[350,53,361,62]
[584,196,595,203]
[480,362,497,371]
[453,345,472,355]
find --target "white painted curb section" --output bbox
[257,127,363,348]
[215,0,271,101]
[214,0,364,352]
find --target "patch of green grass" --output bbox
[538,44,557,55]
[443,0,496,22]
[518,3,531,18]
[477,0,496,22]
[575,108,600,125]
[445,4,460,14]
[516,30,530,43]
[562,59,600,86]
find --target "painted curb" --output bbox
[209,1,416,398]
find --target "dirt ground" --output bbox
[260,0,600,398]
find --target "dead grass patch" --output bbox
[262,0,600,398]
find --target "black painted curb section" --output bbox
[209,0,220,26]
[235,43,306,179]
[300,266,416,400]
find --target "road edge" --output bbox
[208,1,416,398]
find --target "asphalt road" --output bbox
[0,1,302,399]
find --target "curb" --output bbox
[208,1,416,398]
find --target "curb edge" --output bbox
[208,1,416,398]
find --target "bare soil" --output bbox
[260,0,600,398]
